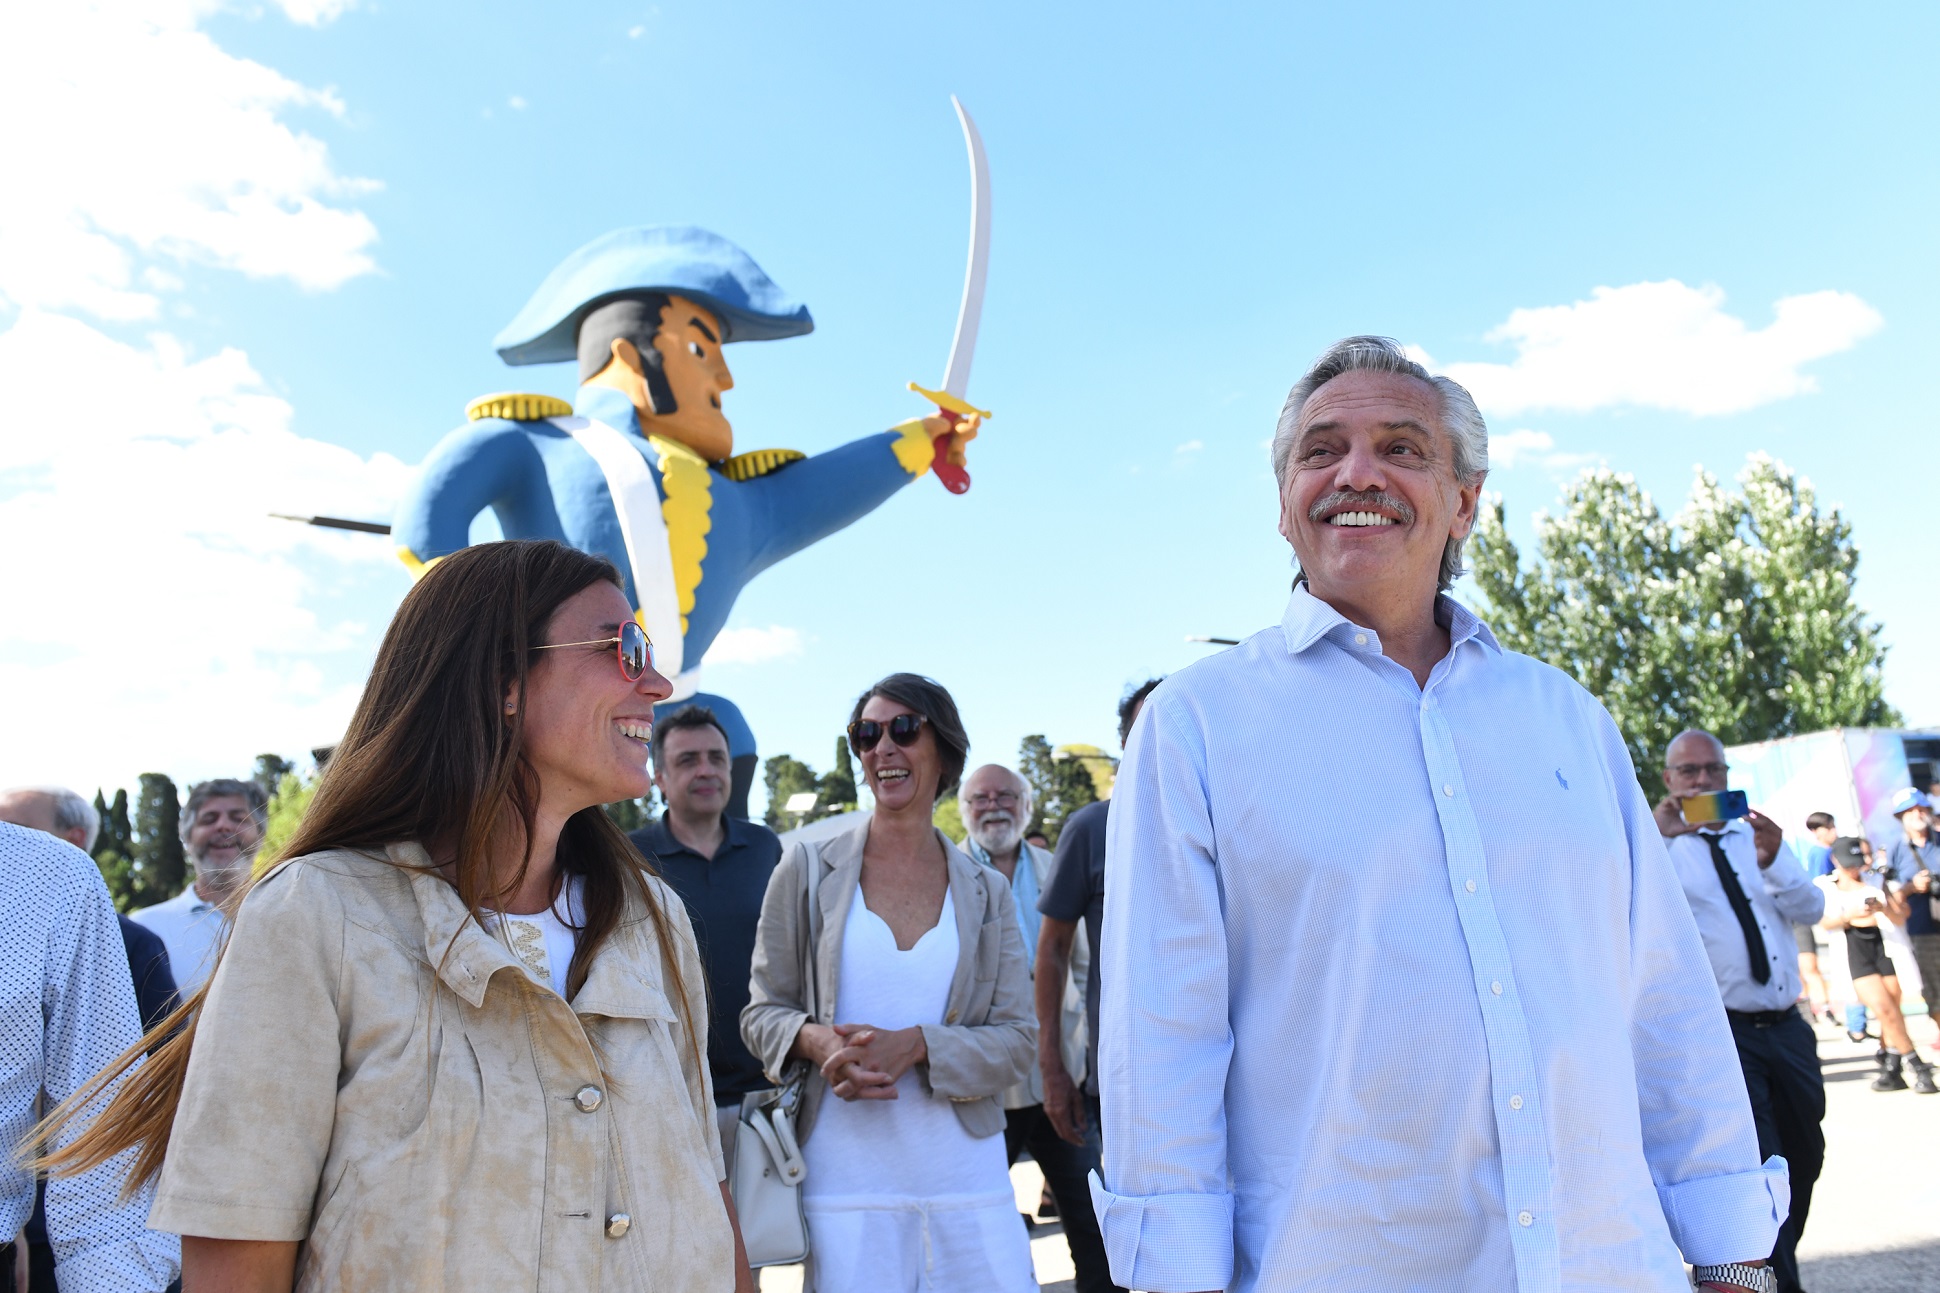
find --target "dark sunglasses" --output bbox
[531,619,654,681]
[847,713,929,754]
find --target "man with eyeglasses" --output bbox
[1655,729,1825,1293]
[960,764,1116,1293]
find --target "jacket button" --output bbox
[575,1085,604,1113]
[606,1213,631,1238]
[946,1009,958,1023]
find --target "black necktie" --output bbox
[1703,833,1770,985]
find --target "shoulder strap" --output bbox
[801,840,824,1020]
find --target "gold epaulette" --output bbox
[720,448,807,481]
[465,392,574,422]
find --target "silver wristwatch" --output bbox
[1691,1263,1776,1293]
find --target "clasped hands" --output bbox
[798,1021,928,1101]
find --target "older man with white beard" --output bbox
[960,763,1118,1293]
[1093,336,1786,1293]
[130,777,267,995]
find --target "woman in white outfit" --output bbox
[742,673,1038,1292]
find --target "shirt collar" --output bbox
[1279,581,1501,659]
[645,811,745,861]
[574,382,644,436]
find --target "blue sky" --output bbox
[3,1,1934,807]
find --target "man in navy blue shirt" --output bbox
[628,706,782,1161]
[1883,788,1940,1021]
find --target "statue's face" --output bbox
[645,294,736,460]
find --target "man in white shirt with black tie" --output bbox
[1093,336,1785,1293]
[1655,730,1825,1293]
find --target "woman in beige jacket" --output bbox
[742,673,1038,1291]
[41,541,754,1292]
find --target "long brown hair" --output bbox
[36,539,698,1191]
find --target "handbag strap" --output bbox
[801,839,825,1026]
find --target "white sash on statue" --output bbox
[553,416,701,701]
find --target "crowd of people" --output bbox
[4,336,1935,1293]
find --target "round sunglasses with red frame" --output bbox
[846,712,930,754]
[530,619,654,681]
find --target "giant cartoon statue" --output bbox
[392,219,983,818]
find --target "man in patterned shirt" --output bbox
[1,823,179,1291]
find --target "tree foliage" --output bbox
[252,753,296,804]
[1468,454,1899,793]
[1018,734,1099,846]
[94,774,187,912]
[762,754,822,830]
[260,772,319,867]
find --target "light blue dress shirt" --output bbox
[966,837,1044,957]
[1664,820,1823,1012]
[1090,587,1787,1293]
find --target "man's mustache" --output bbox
[1309,489,1415,524]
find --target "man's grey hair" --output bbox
[1270,336,1490,590]
[179,778,270,844]
[4,785,100,852]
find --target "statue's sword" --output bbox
[907,96,991,495]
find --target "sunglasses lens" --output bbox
[619,622,651,680]
[848,720,883,753]
[889,714,924,746]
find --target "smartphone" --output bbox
[1680,790,1750,825]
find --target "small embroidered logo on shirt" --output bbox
[506,919,551,987]
[1555,769,1569,790]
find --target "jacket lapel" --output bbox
[942,833,987,1018]
[811,824,867,1022]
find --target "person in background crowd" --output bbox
[959,763,1116,1293]
[1881,787,1940,1022]
[742,674,1037,1293]
[1802,812,1837,878]
[37,540,753,1291]
[0,786,177,1026]
[128,778,267,994]
[1656,730,1825,1293]
[0,785,180,1292]
[1035,679,1160,1163]
[628,705,782,1174]
[2,823,180,1293]
[1024,830,1051,853]
[1094,337,1784,1293]
[1817,835,1937,1094]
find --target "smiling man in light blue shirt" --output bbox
[1090,337,1786,1293]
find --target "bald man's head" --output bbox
[1663,729,1729,798]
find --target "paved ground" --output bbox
[765,1010,1939,1292]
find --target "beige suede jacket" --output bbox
[146,844,734,1292]
[738,820,1037,1144]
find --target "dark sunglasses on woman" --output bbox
[531,619,654,680]
[847,713,929,754]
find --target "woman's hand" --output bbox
[790,1021,843,1069]
[822,1023,927,1100]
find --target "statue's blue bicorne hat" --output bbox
[494,225,814,365]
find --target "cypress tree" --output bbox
[133,772,186,904]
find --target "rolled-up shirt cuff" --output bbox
[1656,1155,1790,1265]
[1089,1170,1234,1292]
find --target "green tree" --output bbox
[261,772,319,866]
[123,772,186,908]
[91,788,138,912]
[1018,734,1099,846]
[1468,454,1899,794]
[820,737,858,814]
[252,753,296,803]
[763,753,821,830]
[604,797,651,832]
[933,796,966,843]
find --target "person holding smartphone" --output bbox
[1816,836,1937,1094]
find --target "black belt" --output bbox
[1727,1007,1796,1028]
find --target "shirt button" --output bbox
[1354,633,1368,646]
[606,1213,631,1238]
[1509,1094,1524,1110]
[1518,1210,1533,1227]
[1442,784,1454,797]
[1465,879,1477,893]
[575,1085,604,1113]
[1491,981,1503,996]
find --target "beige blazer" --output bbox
[148,844,732,1292]
[739,820,1036,1143]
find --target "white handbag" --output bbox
[729,842,823,1267]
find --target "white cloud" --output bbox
[1174,439,1204,454]
[0,311,412,793]
[1415,280,1882,417]
[0,0,379,320]
[508,95,528,110]
[276,0,357,25]
[704,626,806,667]
[1488,428,1554,468]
